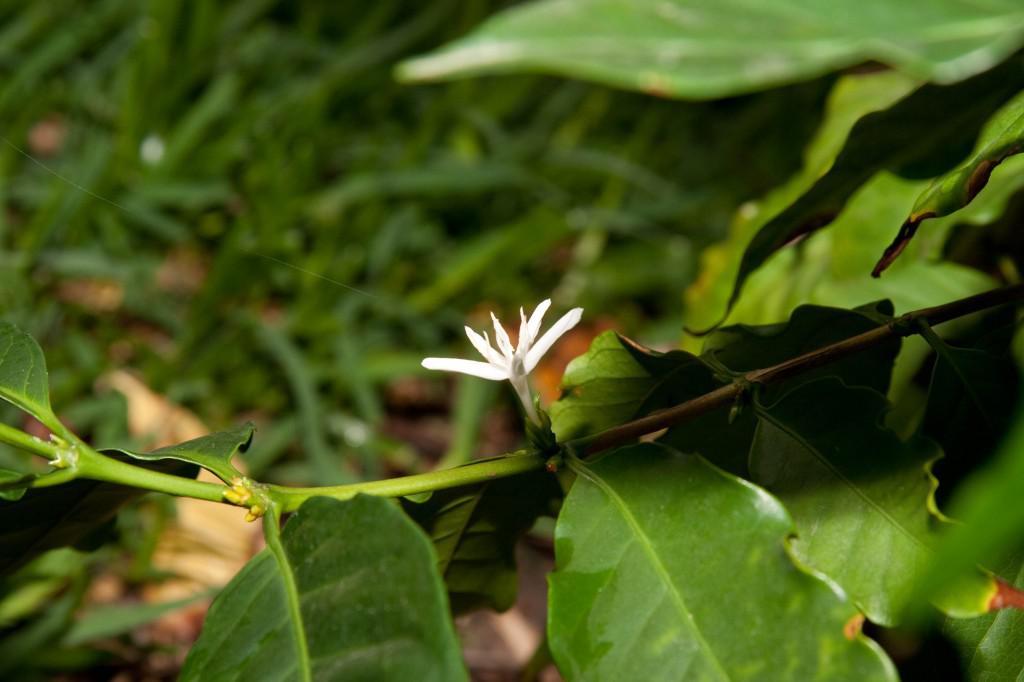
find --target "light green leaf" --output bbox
[181,495,466,682]
[398,0,1024,99]
[749,378,993,623]
[943,549,1024,681]
[103,422,254,483]
[681,70,1006,340]
[727,56,1023,314]
[402,470,559,614]
[917,413,1024,619]
[549,443,896,680]
[0,322,62,432]
[550,331,719,441]
[877,90,1024,274]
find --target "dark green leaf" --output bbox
[0,455,198,576]
[921,317,1020,469]
[402,470,559,614]
[749,378,993,623]
[878,90,1024,274]
[103,422,254,483]
[399,0,1024,99]
[704,301,898,393]
[549,443,896,680]
[181,495,466,682]
[728,56,1024,314]
[0,322,61,432]
[663,303,901,476]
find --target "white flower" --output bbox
[422,299,583,424]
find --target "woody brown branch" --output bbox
[578,282,1024,455]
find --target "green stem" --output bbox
[271,451,544,512]
[76,447,227,503]
[0,422,60,459]
[263,507,312,682]
[25,468,78,488]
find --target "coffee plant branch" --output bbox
[0,283,1020,513]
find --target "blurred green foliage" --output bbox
[0,0,824,487]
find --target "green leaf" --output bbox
[704,301,898,393]
[0,321,62,432]
[921,318,1020,467]
[0,455,198,576]
[660,302,900,476]
[917,413,1024,617]
[103,422,254,483]
[550,331,719,442]
[682,71,1005,340]
[878,90,1024,274]
[943,548,1024,681]
[726,56,1023,315]
[181,495,467,682]
[398,0,1024,99]
[748,378,991,623]
[549,443,896,680]
[402,471,559,614]
[0,469,33,501]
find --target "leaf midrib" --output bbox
[572,458,732,682]
[753,407,929,553]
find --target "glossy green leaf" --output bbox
[749,378,992,623]
[550,331,720,442]
[726,56,1023,315]
[0,322,62,432]
[398,0,1024,99]
[402,471,558,614]
[181,495,466,682]
[103,422,254,483]
[549,443,896,680]
[0,455,198,576]
[878,90,1024,274]
[943,548,1024,681]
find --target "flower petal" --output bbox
[465,326,505,367]
[517,308,530,355]
[524,307,583,372]
[491,312,515,359]
[527,299,551,343]
[422,357,508,381]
